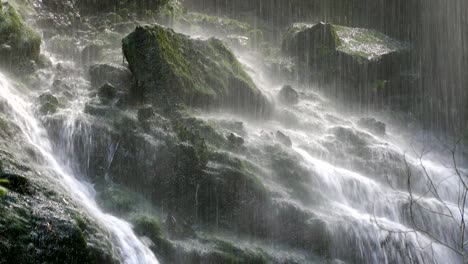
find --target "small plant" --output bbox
[0,160,5,196]
[0,179,8,197]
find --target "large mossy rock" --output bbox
[122,25,272,117]
[0,150,116,264]
[0,3,41,73]
[282,22,408,104]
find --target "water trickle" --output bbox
[0,71,159,264]
[188,41,467,263]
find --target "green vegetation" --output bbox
[0,3,41,72]
[98,185,139,215]
[213,240,269,263]
[283,22,406,62]
[0,161,6,197]
[334,25,407,61]
[38,92,59,115]
[0,179,7,197]
[122,25,271,117]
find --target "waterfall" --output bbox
[0,71,159,264]
[229,47,467,263]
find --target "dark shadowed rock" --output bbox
[278,85,299,105]
[38,93,59,114]
[276,131,292,147]
[0,173,30,195]
[137,105,155,122]
[98,83,118,100]
[357,117,386,135]
[122,25,272,117]
[89,63,132,90]
[227,132,244,147]
[282,22,408,104]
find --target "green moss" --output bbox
[157,0,184,24]
[175,124,209,166]
[131,214,176,262]
[0,173,30,194]
[372,79,387,91]
[99,186,137,215]
[333,25,407,61]
[0,179,7,197]
[132,215,163,241]
[213,240,269,264]
[0,4,41,71]
[122,25,271,116]
[284,22,406,62]
[38,93,59,115]
[117,8,129,20]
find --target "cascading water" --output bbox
[188,41,468,263]
[2,0,466,262]
[0,71,159,263]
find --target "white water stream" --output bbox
[0,71,159,264]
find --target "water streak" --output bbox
[0,72,159,264]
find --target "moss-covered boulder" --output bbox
[38,92,60,115]
[282,22,408,104]
[0,3,41,73]
[0,153,117,264]
[122,25,272,117]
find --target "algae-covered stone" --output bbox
[0,3,41,73]
[282,22,408,103]
[38,92,59,114]
[122,25,272,117]
[0,154,117,264]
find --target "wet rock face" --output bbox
[282,22,408,105]
[89,63,132,90]
[98,83,118,101]
[227,132,244,147]
[357,117,386,136]
[122,25,272,117]
[38,92,59,115]
[0,4,41,74]
[278,85,299,105]
[276,131,292,147]
[0,145,116,264]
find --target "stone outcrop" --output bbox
[0,3,41,73]
[282,22,408,104]
[123,25,272,117]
